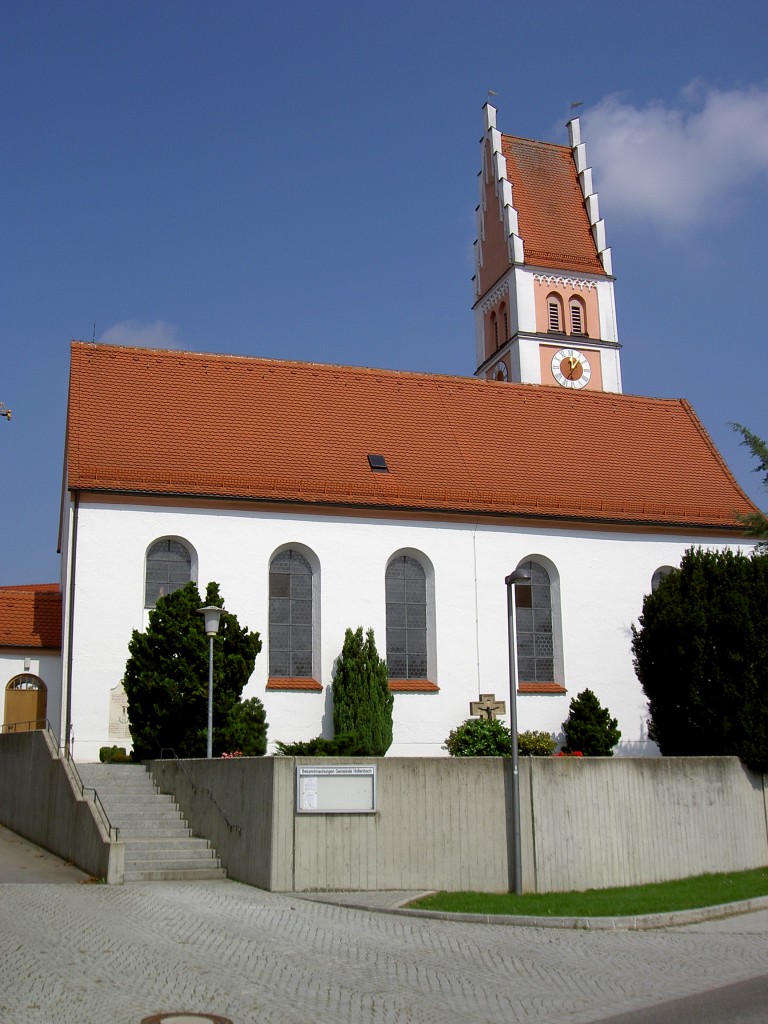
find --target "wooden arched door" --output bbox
[4,674,47,732]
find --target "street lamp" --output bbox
[197,604,224,759]
[505,568,531,894]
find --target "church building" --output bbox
[3,105,757,760]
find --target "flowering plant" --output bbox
[555,750,583,757]
[220,751,244,758]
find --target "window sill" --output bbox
[389,679,440,693]
[266,677,323,692]
[517,682,567,695]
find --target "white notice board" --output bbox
[296,765,377,814]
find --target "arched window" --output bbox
[386,555,428,680]
[269,548,314,678]
[651,566,675,592]
[547,294,563,333]
[569,297,586,336]
[514,560,559,685]
[500,302,509,341]
[145,538,193,608]
[490,311,498,350]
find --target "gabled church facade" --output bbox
[3,105,758,761]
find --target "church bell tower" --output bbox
[473,104,622,393]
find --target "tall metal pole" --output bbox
[207,633,214,759]
[505,569,530,895]
[198,604,224,759]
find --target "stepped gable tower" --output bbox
[473,103,621,393]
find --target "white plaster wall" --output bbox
[596,278,618,343]
[66,499,753,762]
[513,268,537,333]
[597,347,622,393]
[517,337,543,384]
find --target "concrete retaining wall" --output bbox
[147,755,768,893]
[0,730,124,883]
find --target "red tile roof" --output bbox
[0,585,62,649]
[501,135,605,275]
[66,342,756,531]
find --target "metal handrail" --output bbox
[0,718,49,734]
[156,745,241,834]
[64,755,120,842]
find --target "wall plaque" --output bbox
[296,764,377,814]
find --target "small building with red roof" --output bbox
[0,584,62,735]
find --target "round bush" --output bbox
[443,718,513,757]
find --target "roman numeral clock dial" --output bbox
[552,348,591,390]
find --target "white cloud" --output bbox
[581,83,768,231]
[97,319,181,349]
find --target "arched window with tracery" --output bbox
[268,548,315,679]
[513,559,564,691]
[145,538,194,608]
[386,554,429,681]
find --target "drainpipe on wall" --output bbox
[64,492,79,756]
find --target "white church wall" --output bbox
[64,498,753,761]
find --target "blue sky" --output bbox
[2,0,766,585]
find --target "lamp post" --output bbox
[197,604,224,759]
[505,568,531,894]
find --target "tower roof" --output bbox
[65,342,756,531]
[501,135,605,275]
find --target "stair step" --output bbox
[124,843,217,860]
[77,763,225,883]
[124,867,227,882]
[91,795,177,809]
[117,826,194,839]
[122,838,211,853]
[125,853,221,869]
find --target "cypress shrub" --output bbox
[332,627,393,756]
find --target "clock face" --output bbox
[492,360,508,382]
[551,348,591,390]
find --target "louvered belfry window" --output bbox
[145,539,192,608]
[570,300,584,335]
[514,560,554,683]
[269,549,313,677]
[548,299,561,332]
[386,555,427,679]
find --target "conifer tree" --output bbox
[123,581,265,759]
[632,547,768,771]
[332,627,393,756]
[732,423,768,549]
[561,688,620,756]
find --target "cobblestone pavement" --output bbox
[1,880,767,1024]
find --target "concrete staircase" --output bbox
[77,763,226,882]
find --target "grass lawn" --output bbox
[406,867,768,917]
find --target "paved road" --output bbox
[589,973,768,1024]
[1,877,768,1024]
[0,824,90,883]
